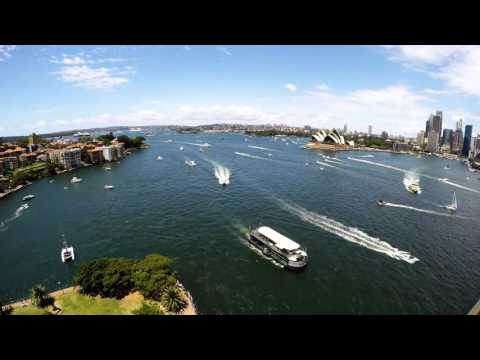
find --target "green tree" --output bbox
[132,254,176,300]
[161,286,187,314]
[30,284,54,308]
[132,302,165,315]
[116,135,145,149]
[74,258,135,299]
[0,299,13,315]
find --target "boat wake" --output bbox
[403,173,422,194]
[276,198,419,264]
[234,152,271,161]
[382,202,468,219]
[210,160,231,186]
[348,157,480,195]
[0,204,29,232]
[177,141,211,148]
[315,160,339,169]
[358,154,374,158]
[248,145,276,152]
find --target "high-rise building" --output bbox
[28,133,40,146]
[425,114,433,138]
[417,130,425,148]
[343,124,348,134]
[102,146,117,162]
[49,148,81,170]
[426,130,439,153]
[431,111,442,143]
[441,129,453,147]
[368,125,372,137]
[456,118,463,131]
[462,125,473,157]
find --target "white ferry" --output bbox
[248,226,308,270]
[61,241,75,263]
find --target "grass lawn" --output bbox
[56,292,146,315]
[13,307,50,315]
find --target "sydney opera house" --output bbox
[305,129,354,151]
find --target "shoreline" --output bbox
[9,283,198,315]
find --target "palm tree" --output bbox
[30,284,53,308]
[161,286,187,314]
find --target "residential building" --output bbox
[426,130,439,153]
[416,131,425,148]
[393,142,411,152]
[0,157,19,172]
[102,146,117,162]
[462,125,473,157]
[87,148,104,164]
[49,148,81,170]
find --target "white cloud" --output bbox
[54,65,129,89]
[423,88,450,95]
[285,83,298,92]
[217,46,232,56]
[0,45,16,62]
[315,83,329,91]
[185,46,191,51]
[382,45,480,96]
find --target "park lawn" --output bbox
[13,306,50,315]
[56,292,142,315]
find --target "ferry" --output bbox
[61,241,75,263]
[248,226,308,270]
[22,194,35,201]
[70,177,83,183]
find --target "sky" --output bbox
[1,45,480,137]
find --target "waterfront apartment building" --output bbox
[426,130,439,153]
[49,148,82,170]
[0,157,19,172]
[462,125,473,157]
[416,131,425,148]
[102,146,117,162]
[393,142,411,152]
[87,148,104,164]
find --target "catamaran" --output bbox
[444,192,457,212]
[248,226,308,270]
[61,241,75,263]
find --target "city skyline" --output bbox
[2,45,480,137]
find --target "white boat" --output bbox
[268,153,273,157]
[70,177,83,183]
[185,160,196,167]
[248,226,308,270]
[61,241,75,263]
[64,186,69,190]
[444,192,457,212]
[49,179,55,183]
[104,185,115,190]
[104,167,112,171]
[180,146,184,151]
[157,156,163,160]
[22,194,35,201]
[407,183,421,194]
[444,165,450,170]
[319,167,324,170]
[438,178,449,183]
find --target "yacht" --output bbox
[22,194,35,201]
[70,177,83,183]
[61,241,75,263]
[248,226,308,270]
[104,185,114,190]
[185,160,197,167]
[444,192,458,212]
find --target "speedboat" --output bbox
[438,178,449,183]
[407,183,420,194]
[185,160,196,167]
[22,195,35,201]
[377,200,386,206]
[268,153,273,157]
[71,177,83,183]
[104,185,114,190]
[61,241,75,263]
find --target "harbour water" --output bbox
[1,132,480,314]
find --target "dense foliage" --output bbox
[74,258,135,299]
[97,132,115,146]
[0,299,13,315]
[116,135,145,149]
[132,302,165,315]
[30,284,54,308]
[74,254,177,301]
[161,286,187,314]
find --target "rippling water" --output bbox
[1,132,480,314]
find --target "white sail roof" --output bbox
[257,226,300,251]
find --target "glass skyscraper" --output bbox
[462,125,473,157]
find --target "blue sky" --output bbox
[1,45,479,137]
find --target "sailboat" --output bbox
[444,192,458,212]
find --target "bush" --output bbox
[132,302,165,315]
[74,258,135,299]
[132,254,177,300]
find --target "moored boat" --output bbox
[248,226,308,270]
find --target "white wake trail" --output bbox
[235,152,271,161]
[206,158,231,185]
[277,199,419,264]
[177,141,211,148]
[383,202,468,219]
[248,145,276,152]
[315,160,339,169]
[0,204,29,232]
[348,157,480,195]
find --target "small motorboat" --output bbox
[49,179,55,183]
[438,178,449,183]
[22,195,35,201]
[407,183,420,194]
[268,153,273,157]
[104,185,114,190]
[157,156,163,160]
[104,167,112,171]
[180,146,184,151]
[444,165,450,170]
[377,200,386,206]
[61,241,75,263]
[305,162,309,166]
[64,186,69,190]
[319,167,324,171]
[185,160,196,167]
[70,177,83,183]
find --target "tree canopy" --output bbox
[116,135,145,149]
